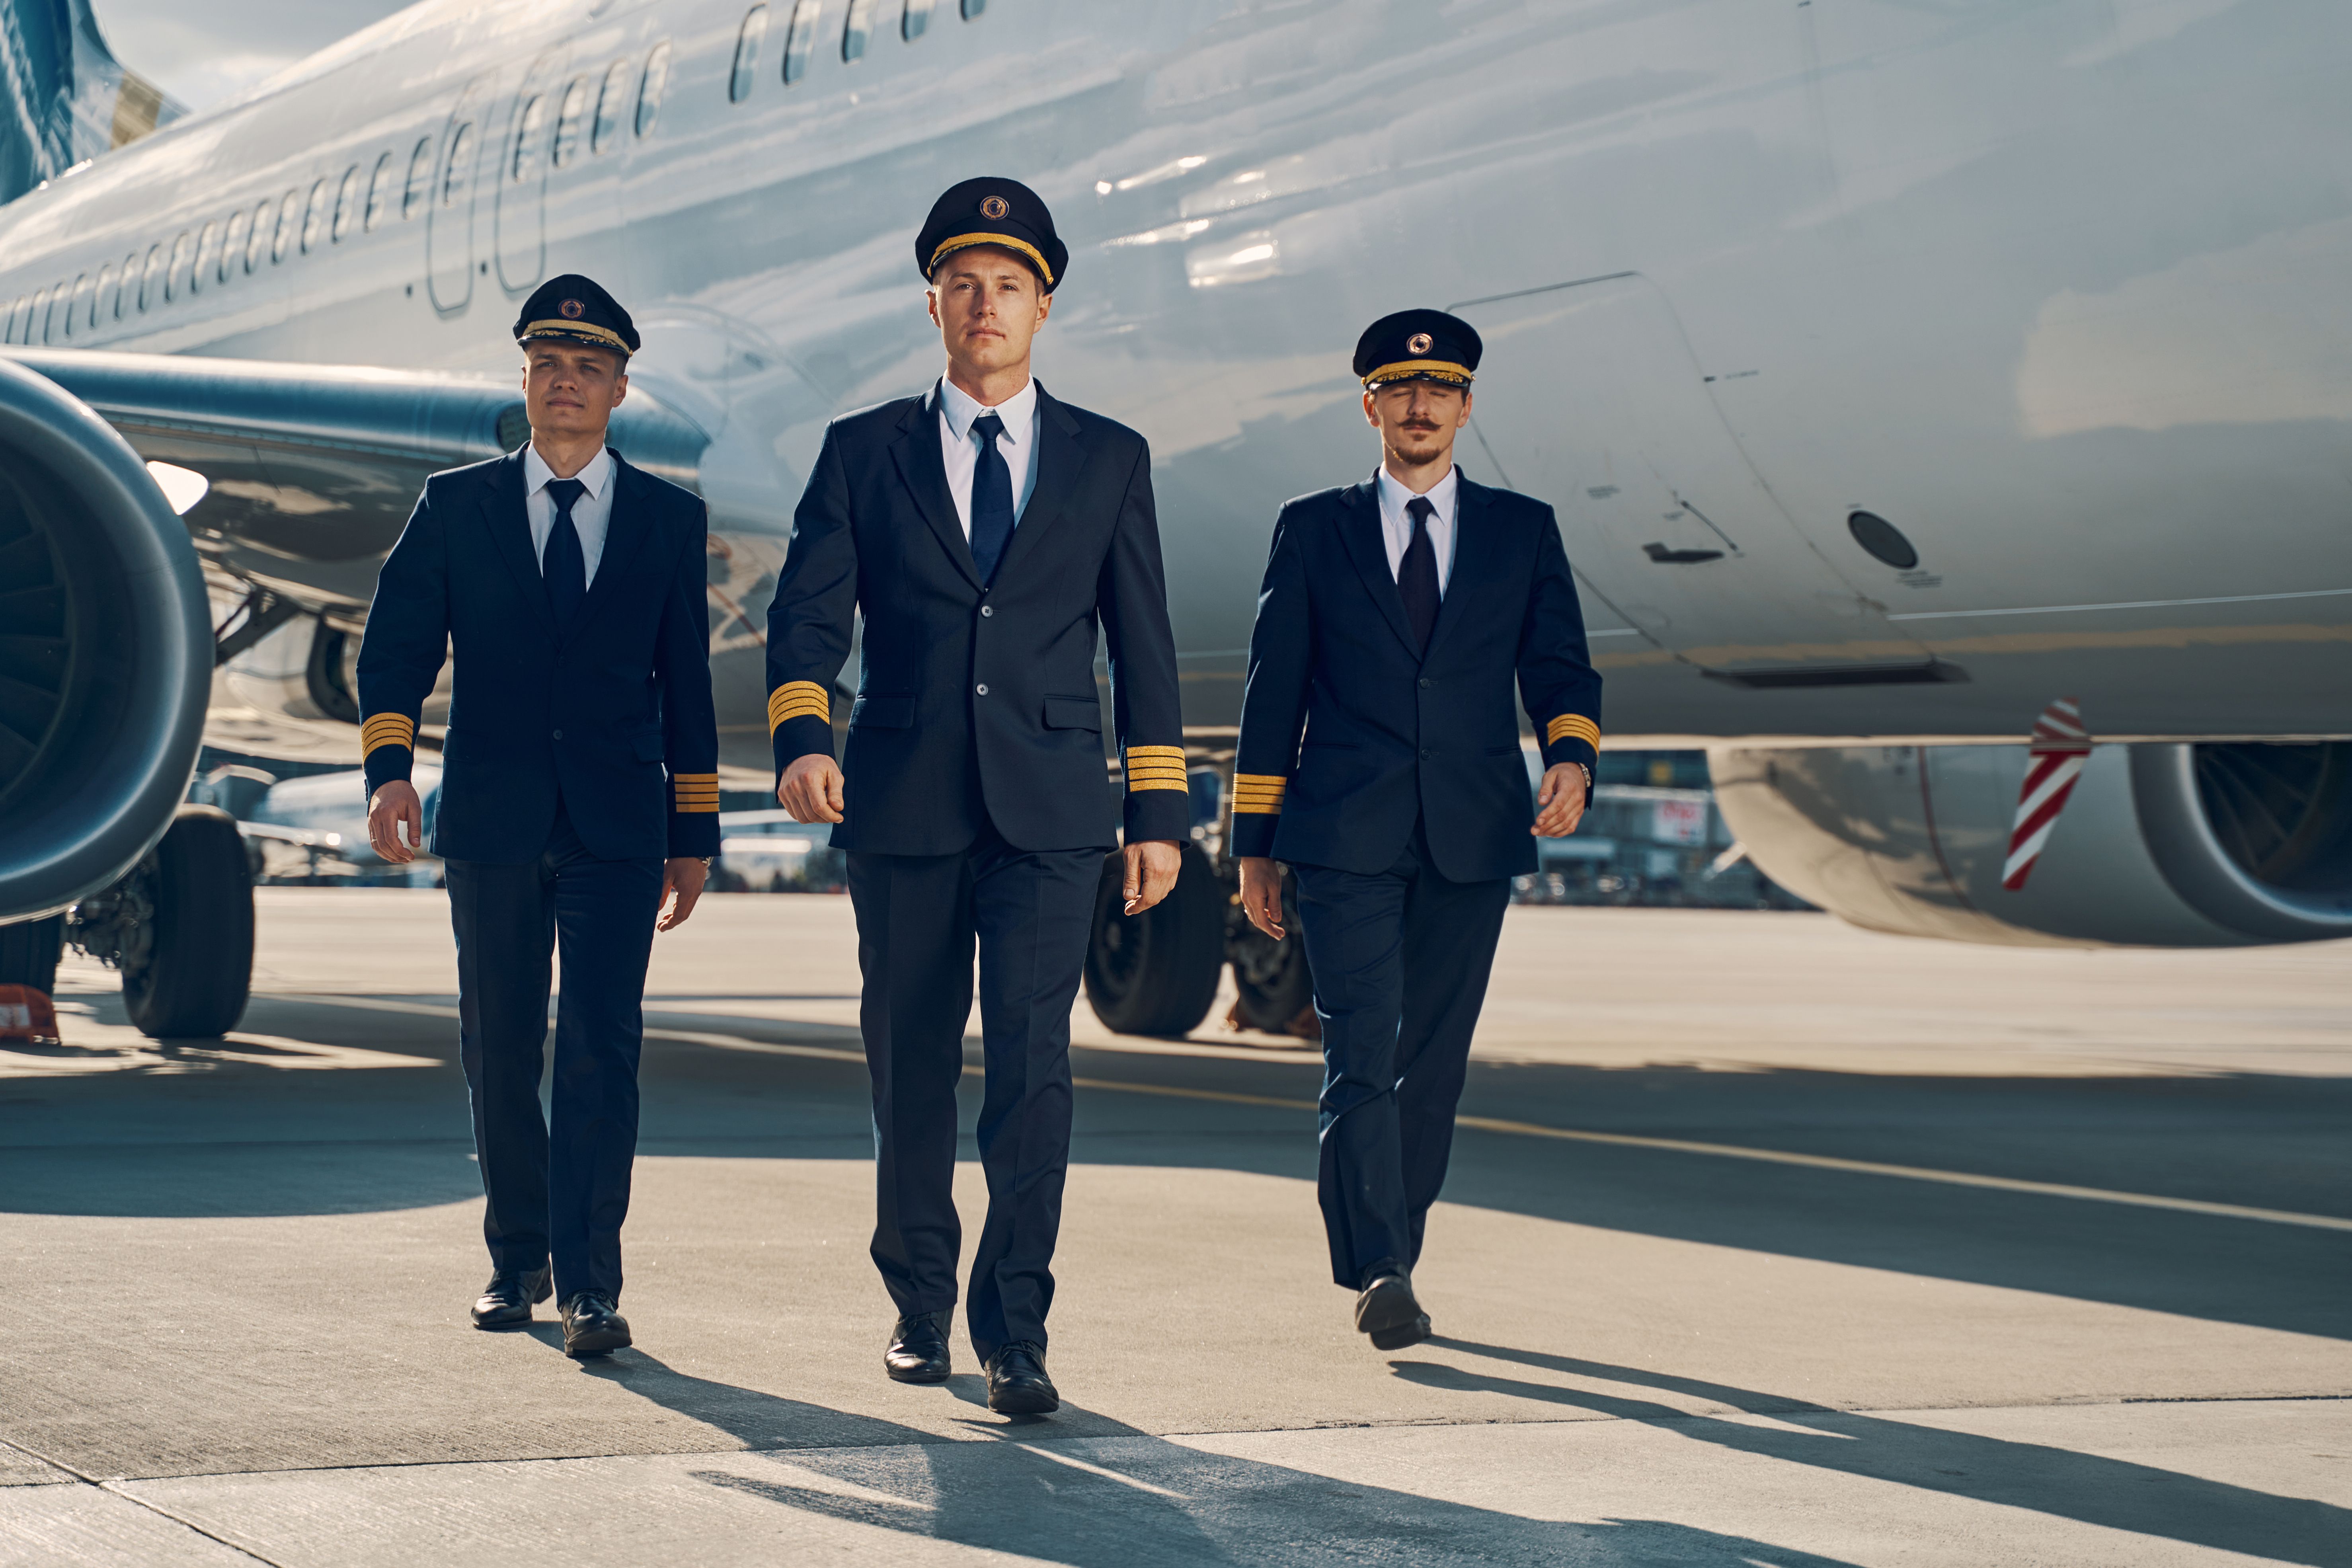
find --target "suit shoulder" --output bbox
[827,394,924,444]
[1053,398,1147,457]
[624,462,704,516]
[1465,478,1554,522]
[1275,485,1355,525]
[421,453,509,499]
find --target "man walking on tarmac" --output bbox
[1229,310,1603,1352]
[764,178,1189,1414]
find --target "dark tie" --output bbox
[1398,494,1441,653]
[968,411,1016,583]
[542,476,587,626]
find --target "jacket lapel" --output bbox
[563,449,654,647]
[1422,471,1494,659]
[889,385,983,592]
[481,448,556,642]
[990,384,1086,584]
[1336,476,1420,655]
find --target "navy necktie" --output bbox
[542,476,587,626]
[968,411,1015,583]
[1398,494,1441,653]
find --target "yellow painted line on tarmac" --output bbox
[273,992,2352,1234]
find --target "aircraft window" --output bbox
[332,166,361,240]
[222,209,248,281]
[272,190,299,263]
[66,274,89,335]
[512,95,550,183]
[843,0,874,60]
[731,7,767,103]
[636,42,671,135]
[140,244,163,308]
[442,122,476,208]
[365,151,394,230]
[903,0,931,39]
[591,59,629,152]
[193,221,220,291]
[244,203,269,271]
[961,0,983,17]
[120,250,140,310]
[302,179,330,253]
[94,264,115,326]
[30,287,48,343]
[165,233,190,300]
[782,0,819,83]
[1,297,15,345]
[553,77,589,166]
[402,137,433,218]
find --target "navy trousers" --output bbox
[445,802,665,1304]
[846,820,1104,1361]
[1291,819,1512,1289]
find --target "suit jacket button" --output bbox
[552,729,564,741]
[980,605,994,618]
[975,683,989,696]
[1420,748,1433,760]
[1419,678,1432,688]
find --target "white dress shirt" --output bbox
[1374,463,1459,596]
[937,375,1041,538]
[523,443,616,586]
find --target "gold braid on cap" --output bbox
[520,319,631,353]
[928,233,1056,286]
[1362,359,1474,390]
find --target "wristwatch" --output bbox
[1576,763,1593,795]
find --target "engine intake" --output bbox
[0,358,211,919]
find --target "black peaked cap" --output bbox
[515,274,640,356]
[1354,309,1481,389]
[916,177,1067,293]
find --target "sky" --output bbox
[96,0,415,114]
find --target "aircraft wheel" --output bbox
[0,915,64,992]
[1228,875,1315,1036]
[122,806,253,1039]
[1083,842,1223,1038]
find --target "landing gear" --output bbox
[71,805,253,1039]
[1082,843,1225,1037]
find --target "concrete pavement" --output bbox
[0,890,2346,1565]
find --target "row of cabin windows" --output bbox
[0,41,674,346]
[731,0,983,103]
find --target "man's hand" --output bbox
[1121,839,1182,916]
[778,754,845,824]
[658,856,707,931]
[367,780,423,864]
[1532,763,1589,837]
[1237,856,1285,940]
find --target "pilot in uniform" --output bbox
[764,179,1188,1415]
[1230,310,1601,1351]
[356,276,719,1357]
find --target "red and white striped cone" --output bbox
[2002,698,2092,891]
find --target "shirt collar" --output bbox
[1375,463,1459,521]
[523,443,614,499]
[937,375,1037,446]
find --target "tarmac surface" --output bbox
[2,888,2347,1566]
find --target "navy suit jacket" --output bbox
[764,382,1188,856]
[355,447,721,864]
[1229,471,1602,882]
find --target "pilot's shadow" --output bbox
[1399,1340,2351,1568]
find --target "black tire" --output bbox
[1229,874,1314,1034]
[123,805,253,1039]
[0,915,64,991]
[1083,842,1224,1037]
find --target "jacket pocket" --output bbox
[850,695,914,729]
[1042,694,1102,731]
[1301,739,1362,751]
[1484,744,1525,757]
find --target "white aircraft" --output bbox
[2,0,2348,1037]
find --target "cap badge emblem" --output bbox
[559,298,585,319]
[980,194,1011,220]
[1407,332,1433,355]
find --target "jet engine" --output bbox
[1710,742,2352,946]
[0,356,211,920]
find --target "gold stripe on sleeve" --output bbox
[1124,744,1189,792]
[360,714,415,758]
[1546,714,1601,750]
[768,682,830,734]
[1231,771,1288,815]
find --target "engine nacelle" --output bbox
[0,359,211,919]
[1710,742,2352,947]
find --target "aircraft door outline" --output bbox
[425,75,494,314]
[496,44,572,296]
[1451,272,1929,673]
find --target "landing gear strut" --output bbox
[70,804,253,1038]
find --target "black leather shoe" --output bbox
[885,1310,952,1384]
[984,1341,1059,1415]
[471,1265,553,1329]
[560,1291,632,1358]
[1355,1271,1431,1351]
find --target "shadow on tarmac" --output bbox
[1395,1340,2350,1568]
